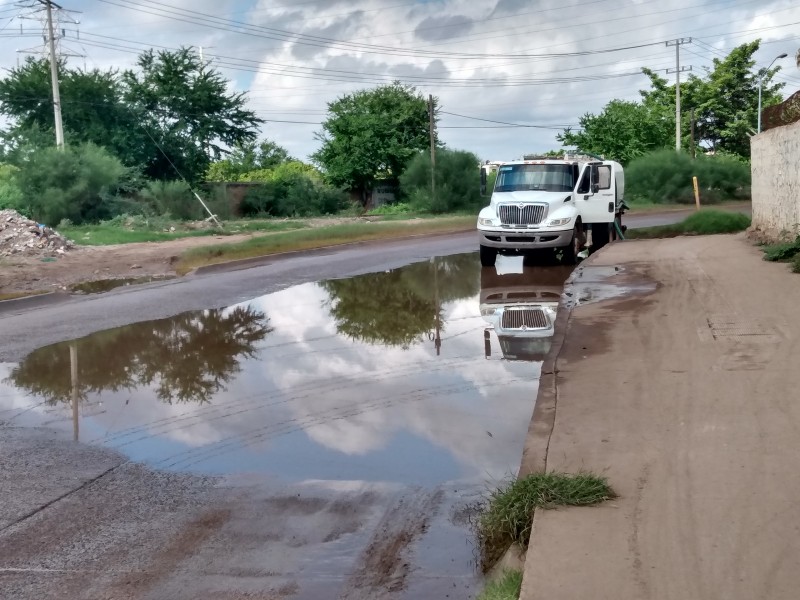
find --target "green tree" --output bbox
[557,99,673,164]
[0,58,137,159]
[0,164,23,209]
[399,148,482,213]
[206,139,293,182]
[14,143,129,225]
[312,82,435,204]
[122,47,262,183]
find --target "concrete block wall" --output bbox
[751,119,800,241]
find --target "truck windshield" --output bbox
[494,164,574,193]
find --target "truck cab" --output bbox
[477,154,625,267]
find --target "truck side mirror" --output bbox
[590,165,600,194]
[480,168,487,197]
[591,182,600,194]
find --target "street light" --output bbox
[757,53,788,133]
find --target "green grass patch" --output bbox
[762,236,800,262]
[475,472,615,571]
[0,290,49,302]
[176,216,475,274]
[59,218,307,246]
[627,208,751,240]
[476,569,523,600]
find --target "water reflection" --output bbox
[7,306,272,405]
[480,263,571,362]
[1,254,547,485]
[321,254,480,350]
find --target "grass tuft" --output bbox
[762,236,800,262]
[627,208,751,239]
[475,472,614,570]
[476,569,523,600]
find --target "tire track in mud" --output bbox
[338,488,445,599]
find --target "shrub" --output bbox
[239,164,347,217]
[139,180,203,220]
[626,149,751,204]
[0,164,23,210]
[400,148,483,213]
[13,143,129,225]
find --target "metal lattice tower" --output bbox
[14,0,84,65]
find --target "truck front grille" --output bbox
[501,308,548,330]
[498,204,546,226]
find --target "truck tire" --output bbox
[561,224,585,265]
[591,223,611,253]
[479,244,498,267]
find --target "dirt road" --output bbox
[520,234,800,599]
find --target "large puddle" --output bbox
[0,253,571,598]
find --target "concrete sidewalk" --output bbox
[520,234,800,600]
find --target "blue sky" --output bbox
[0,0,797,162]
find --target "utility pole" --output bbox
[666,38,692,152]
[42,0,64,148]
[428,94,436,205]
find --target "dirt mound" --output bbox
[0,209,75,257]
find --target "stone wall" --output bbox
[750,118,800,241]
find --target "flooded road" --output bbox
[0,253,570,599]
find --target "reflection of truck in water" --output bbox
[480,265,571,362]
[477,154,626,267]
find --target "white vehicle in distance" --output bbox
[477,154,626,267]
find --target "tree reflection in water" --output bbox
[321,254,480,349]
[7,305,272,405]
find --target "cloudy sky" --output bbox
[1,0,798,162]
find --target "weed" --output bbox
[476,569,523,600]
[793,254,800,274]
[366,202,415,216]
[475,472,615,571]
[762,237,800,262]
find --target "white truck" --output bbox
[477,154,626,267]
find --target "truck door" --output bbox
[575,164,615,224]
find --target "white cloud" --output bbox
[0,0,797,162]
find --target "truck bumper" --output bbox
[478,228,573,250]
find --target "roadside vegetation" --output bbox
[762,236,800,273]
[626,209,751,239]
[176,216,475,274]
[475,472,615,571]
[476,569,523,600]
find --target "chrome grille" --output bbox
[498,204,546,225]
[501,308,548,330]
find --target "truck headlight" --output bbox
[480,307,496,316]
[547,217,572,226]
[478,217,497,226]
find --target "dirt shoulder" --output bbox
[520,234,800,599]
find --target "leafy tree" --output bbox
[0,164,23,209]
[0,58,137,159]
[7,306,272,405]
[14,143,130,225]
[557,99,673,164]
[399,148,482,213]
[122,48,263,183]
[206,139,293,181]
[312,82,435,204]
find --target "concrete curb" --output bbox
[517,244,614,477]
[189,228,475,276]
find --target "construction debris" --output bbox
[0,210,75,258]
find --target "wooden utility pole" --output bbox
[428,95,436,205]
[39,0,65,148]
[666,38,692,152]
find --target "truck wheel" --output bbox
[591,223,611,253]
[479,245,498,267]
[561,224,585,265]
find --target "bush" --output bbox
[626,149,751,204]
[0,164,23,210]
[239,165,347,217]
[626,208,751,239]
[400,148,483,213]
[13,143,130,225]
[139,180,202,220]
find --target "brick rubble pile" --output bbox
[0,209,75,257]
